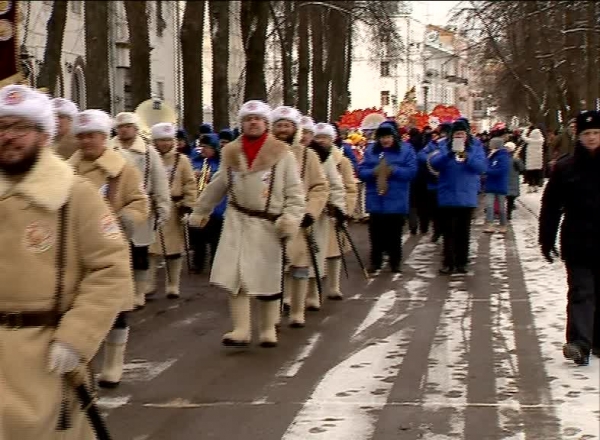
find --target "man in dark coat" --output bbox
[539,110,600,366]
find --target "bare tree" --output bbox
[84,1,110,111]
[210,0,230,130]
[241,1,269,101]
[269,1,296,106]
[37,0,68,96]
[296,1,310,113]
[124,0,151,108]
[180,1,204,137]
[310,3,329,121]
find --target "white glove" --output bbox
[48,341,80,375]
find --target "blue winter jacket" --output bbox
[429,139,487,208]
[358,141,417,215]
[193,157,227,218]
[417,137,448,191]
[341,142,358,174]
[484,148,510,195]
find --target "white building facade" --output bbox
[19,0,244,126]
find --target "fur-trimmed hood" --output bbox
[111,135,147,154]
[69,147,126,178]
[0,147,75,211]
[221,133,290,172]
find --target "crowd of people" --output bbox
[0,81,598,439]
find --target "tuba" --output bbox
[134,98,178,143]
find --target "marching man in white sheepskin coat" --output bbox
[190,100,306,348]
[521,126,545,192]
[0,85,131,439]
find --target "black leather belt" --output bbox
[229,200,281,222]
[0,311,61,329]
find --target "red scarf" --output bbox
[241,132,268,168]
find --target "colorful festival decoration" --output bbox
[337,107,387,130]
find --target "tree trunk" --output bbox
[84,1,110,111]
[210,0,230,131]
[241,1,269,101]
[586,1,598,110]
[310,4,328,121]
[280,1,296,106]
[37,0,68,96]
[328,1,351,122]
[124,0,152,109]
[296,2,310,113]
[180,1,204,137]
[342,18,352,112]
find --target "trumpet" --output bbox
[455,151,467,162]
[197,158,211,194]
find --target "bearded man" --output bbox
[51,97,79,160]
[0,85,131,439]
[190,100,305,347]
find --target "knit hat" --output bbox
[199,123,213,134]
[114,112,139,128]
[238,100,271,124]
[576,111,600,135]
[151,122,176,140]
[375,123,396,138]
[200,133,220,152]
[51,98,79,119]
[439,123,452,135]
[73,109,112,136]
[451,120,469,134]
[455,117,470,131]
[314,122,336,138]
[176,129,188,140]
[271,106,301,127]
[0,84,56,138]
[218,128,234,142]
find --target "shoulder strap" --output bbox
[106,175,121,209]
[144,149,151,191]
[54,203,69,314]
[169,152,181,187]
[300,147,308,180]
[264,164,277,213]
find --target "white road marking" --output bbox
[123,359,177,382]
[97,395,131,410]
[513,211,600,439]
[278,333,322,379]
[351,290,396,340]
[281,327,412,439]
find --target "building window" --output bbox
[156,0,167,37]
[71,1,82,14]
[380,91,390,107]
[156,81,165,100]
[71,66,86,110]
[123,69,134,112]
[474,100,483,112]
[380,61,390,77]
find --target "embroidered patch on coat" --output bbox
[99,184,109,197]
[100,213,121,239]
[23,222,54,253]
[261,170,272,198]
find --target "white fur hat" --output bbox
[300,115,315,133]
[114,112,139,128]
[314,122,336,138]
[271,106,301,127]
[238,100,272,123]
[73,109,112,136]
[151,122,176,140]
[504,141,517,152]
[52,98,79,119]
[0,84,56,138]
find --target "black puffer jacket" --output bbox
[539,143,600,264]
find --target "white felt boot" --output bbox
[305,277,321,311]
[98,328,129,388]
[165,258,183,299]
[258,299,279,347]
[134,270,149,309]
[289,277,309,327]
[145,256,159,300]
[222,292,251,347]
[327,258,343,300]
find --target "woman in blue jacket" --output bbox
[358,123,417,273]
[483,137,510,234]
[190,133,227,273]
[428,120,487,274]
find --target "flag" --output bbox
[0,1,23,87]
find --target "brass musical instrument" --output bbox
[134,98,178,143]
[197,157,211,194]
[455,151,467,162]
[375,152,392,195]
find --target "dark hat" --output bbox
[218,128,234,142]
[375,123,396,138]
[200,133,220,152]
[384,119,399,132]
[199,123,213,134]
[176,129,188,140]
[576,111,600,135]
[232,127,240,139]
[451,120,469,134]
[455,117,470,131]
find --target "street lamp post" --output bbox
[422,79,431,113]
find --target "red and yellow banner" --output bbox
[0,1,22,87]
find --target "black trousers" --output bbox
[440,207,473,268]
[566,264,600,352]
[368,213,405,269]
[506,196,516,220]
[189,215,223,272]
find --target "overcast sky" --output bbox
[411,1,460,26]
